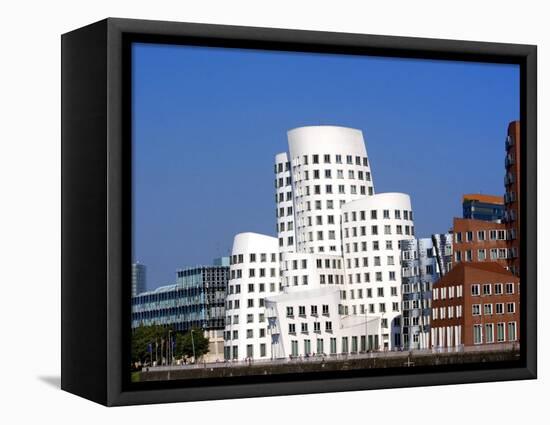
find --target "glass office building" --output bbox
[131,258,229,332]
[462,194,504,222]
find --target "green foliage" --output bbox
[175,327,210,361]
[131,325,210,365]
[131,325,171,364]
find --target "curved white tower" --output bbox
[275,126,375,256]
[341,193,415,349]
[223,232,280,361]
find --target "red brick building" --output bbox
[452,217,509,267]
[431,262,519,348]
[504,120,520,276]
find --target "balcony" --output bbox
[505,155,515,168]
[504,173,515,186]
[505,135,515,150]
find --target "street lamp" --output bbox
[190,329,196,363]
[168,330,172,366]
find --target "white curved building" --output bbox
[341,193,415,349]
[275,126,374,255]
[223,232,280,360]
[225,126,416,359]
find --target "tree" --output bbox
[175,327,210,361]
[131,325,171,364]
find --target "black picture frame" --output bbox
[61,17,537,406]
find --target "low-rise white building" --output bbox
[266,287,380,358]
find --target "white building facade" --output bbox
[223,232,281,360]
[225,126,417,360]
[341,193,416,349]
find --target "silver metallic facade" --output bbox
[400,235,452,350]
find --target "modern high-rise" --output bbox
[225,126,416,359]
[504,120,520,276]
[132,263,147,296]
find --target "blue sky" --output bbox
[132,43,519,290]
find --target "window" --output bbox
[322,304,329,315]
[506,283,515,294]
[247,299,254,308]
[496,303,504,314]
[299,305,306,316]
[341,337,349,353]
[482,284,492,295]
[484,304,493,315]
[497,323,505,342]
[485,324,494,343]
[286,306,294,317]
[471,284,480,296]
[247,314,254,323]
[330,338,337,354]
[507,302,515,313]
[304,339,311,355]
[472,304,481,315]
[291,340,299,356]
[288,323,296,334]
[301,323,308,333]
[473,325,483,344]
[495,283,503,295]
[478,249,486,261]
[317,338,324,354]
[325,321,333,332]
[447,306,454,318]
[508,322,517,341]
